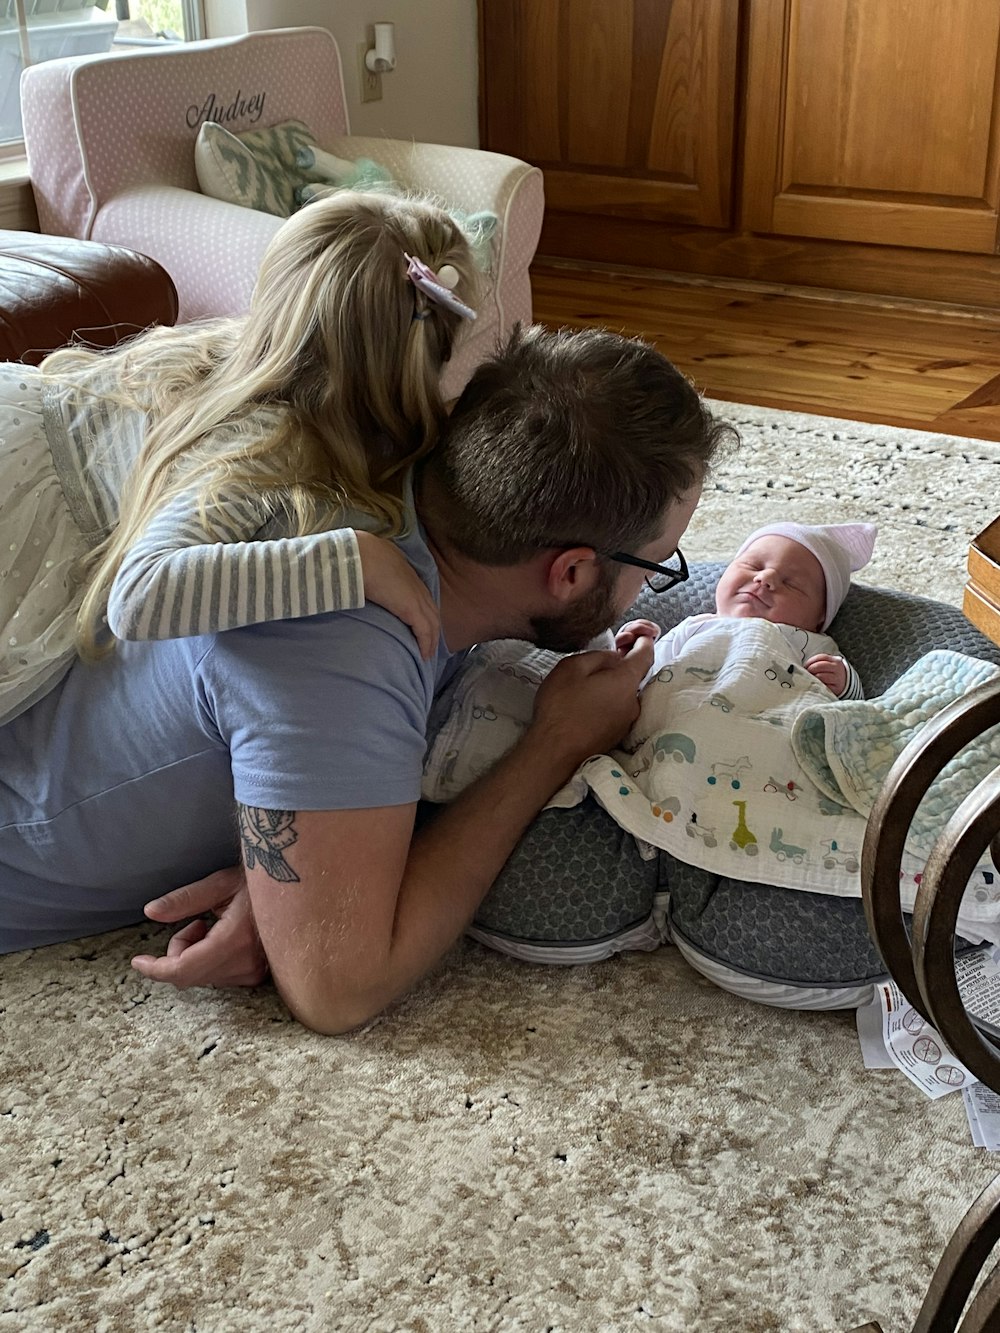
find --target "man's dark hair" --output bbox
[422,324,736,563]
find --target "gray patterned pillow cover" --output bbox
[195,119,317,218]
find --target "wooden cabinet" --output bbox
[479,0,1000,305]
[479,0,740,228]
[742,0,1000,254]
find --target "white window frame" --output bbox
[2,0,204,157]
[110,0,204,45]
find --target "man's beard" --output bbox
[529,568,620,653]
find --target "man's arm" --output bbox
[241,640,654,1034]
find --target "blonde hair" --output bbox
[42,190,478,657]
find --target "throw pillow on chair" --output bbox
[194,119,320,218]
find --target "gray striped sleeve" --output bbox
[838,659,864,700]
[106,486,365,640]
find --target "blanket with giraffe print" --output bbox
[422,619,1000,943]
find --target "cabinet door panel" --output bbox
[479,0,563,162]
[480,0,740,228]
[565,1,632,166]
[743,0,1000,252]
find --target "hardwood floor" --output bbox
[530,261,1000,441]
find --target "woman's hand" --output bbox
[355,530,441,659]
[131,867,268,989]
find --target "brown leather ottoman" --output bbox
[0,231,178,365]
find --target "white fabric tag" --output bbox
[856,990,894,1068]
[956,944,1000,1039]
[877,981,975,1099]
[963,1083,1000,1150]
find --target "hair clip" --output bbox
[404,254,476,321]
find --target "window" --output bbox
[1,0,204,150]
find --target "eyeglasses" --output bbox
[604,547,689,595]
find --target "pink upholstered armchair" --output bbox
[20,26,545,398]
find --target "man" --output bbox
[0,326,728,1032]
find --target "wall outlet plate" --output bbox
[358,41,382,103]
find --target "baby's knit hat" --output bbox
[735,521,878,630]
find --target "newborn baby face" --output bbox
[714,535,825,631]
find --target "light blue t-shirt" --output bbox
[0,512,460,954]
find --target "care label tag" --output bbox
[856,989,894,1068]
[956,944,1000,1040]
[878,981,975,1099]
[964,1083,1000,1150]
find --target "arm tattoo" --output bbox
[238,806,301,883]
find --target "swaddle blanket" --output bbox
[422,621,1000,942]
[791,649,1000,858]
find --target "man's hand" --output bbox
[130,866,268,990]
[805,653,847,697]
[532,634,655,766]
[613,618,661,654]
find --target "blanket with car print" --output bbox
[421,618,1000,943]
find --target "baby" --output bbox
[616,521,878,699]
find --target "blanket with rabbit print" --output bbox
[422,620,1000,942]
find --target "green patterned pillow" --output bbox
[194,119,317,218]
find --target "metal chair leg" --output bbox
[913,766,1000,1088]
[857,679,1000,1333]
[861,679,1000,1025]
[911,1175,1000,1333]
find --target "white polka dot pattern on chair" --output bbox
[22,28,349,239]
[93,185,284,321]
[21,26,546,390]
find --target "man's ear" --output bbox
[544,547,602,605]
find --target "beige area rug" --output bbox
[4,402,1000,1333]
[691,398,1000,609]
